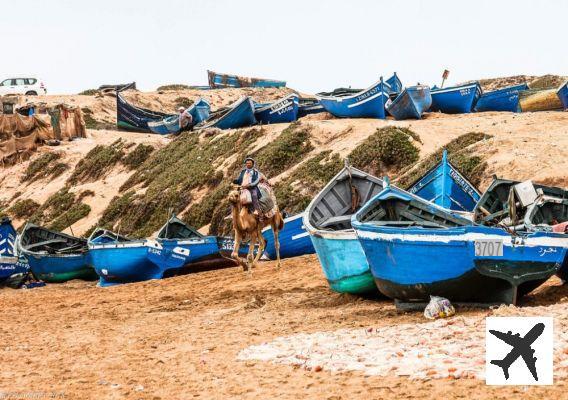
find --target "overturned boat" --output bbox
[316,78,390,119]
[148,98,211,134]
[518,88,564,112]
[254,94,299,124]
[408,150,480,212]
[430,82,482,114]
[352,182,567,305]
[207,70,286,88]
[304,165,385,294]
[195,97,256,130]
[17,223,97,283]
[474,83,529,113]
[558,81,568,110]
[386,85,432,120]
[262,212,315,260]
[116,85,173,133]
[0,217,29,287]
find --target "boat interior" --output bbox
[158,217,203,240]
[21,225,87,255]
[88,228,130,244]
[316,88,362,98]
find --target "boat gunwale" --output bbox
[315,79,389,102]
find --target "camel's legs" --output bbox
[273,222,281,269]
[253,226,266,264]
[246,232,256,275]
[232,230,245,270]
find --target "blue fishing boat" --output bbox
[148,98,211,134]
[116,84,173,133]
[316,78,390,119]
[352,183,568,305]
[558,81,568,110]
[262,212,315,260]
[474,84,529,113]
[0,217,28,286]
[304,165,385,294]
[195,97,256,130]
[385,72,402,94]
[207,70,286,88]
[430,82,482,114]
[17,224,97,283]
[386,85,432,120]
[408,150,480,211]
[254,94,299,124]
[297,98,325,117]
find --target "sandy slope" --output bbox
[1,256,567,399]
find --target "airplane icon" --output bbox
[489,322,544,381]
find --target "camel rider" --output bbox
[233,157,264,216]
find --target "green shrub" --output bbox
[47,203,91,232]
[78,89,98,96]
[67,140,125,184]
[22,152,67,182]
[157,84,190,91]
[122,144,155,170]
[8,199,40,219]
[174,97,194,109]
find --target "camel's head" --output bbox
[227,187,240,204]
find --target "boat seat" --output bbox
[320,214,353,228]
[26,239,67,251]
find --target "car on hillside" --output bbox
[0,77,47,96]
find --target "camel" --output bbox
[227,186,284,272]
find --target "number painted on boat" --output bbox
[474,240,503,257]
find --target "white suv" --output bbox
[0,78,47,96]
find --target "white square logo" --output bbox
[486,317,553,385]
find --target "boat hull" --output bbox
[557,82,568,110]
[208,70,286,88]
[317,80,388,119]
[355,226,566,304]
[117,93,172,133]
[255,95,299,124]
[262,213,315,259]
[27,253,96,283]
[474,84,528,113]
[430,83,481,114]
[387,86,432,120]
[309,231,376,294]
[199,97,256,130]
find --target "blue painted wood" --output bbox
[316,78,389,119]
[430,82,482,114]
[196,97,256,130]
[262,212,315,260]
[475,84,529,113]
[0,218,28,282]
[117,92,173,133]
[298,98,325,117]
[148,115,179,135]
[352,186,567,304]
[408,150,480,211]
[207,70,286,88]
[386,85,432,120]
[254,94,299,124]
[385,72,403,94]
[558,81,568,110]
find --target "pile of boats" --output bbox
[262,151,568,305]
[117,72,568,135]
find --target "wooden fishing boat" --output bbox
[148,98,211,134]
[195,97,256,130]
[474,84,529,113]
[430,82,482,114]
[304,165,385,294]
[386,85,432,120]
[207,70,286,88]
[297,97,325,117]
[116,91,172,133]
[254,94,299,124]
[17,223,97,283]
[558,81,568,110]
[385,72,403,94]
[352,182,567,305]
[0,217,28,286]
[316,78,390,119]
[408,150,480,211]
[518,88,563,112]
[262,212,315,260]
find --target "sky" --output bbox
[1,0,567,94]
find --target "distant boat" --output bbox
[385,72,403,94]
[408,149,480,211]
[518,88,563,112]
[262,212,315,260]
[304,165,385,294]
[195,96,257,130]
[386,85,432,120]
[254,94,299,124]
[297,98,325,117]
[148,98,211,134]
[0,217,28,287]
[117,91,173,133]
[474,84,529,113]
[316,78,390,119]
[430,82,482,114]
[558,81,568,110]
[352,183,567,305]
[207,70,286,88]
[17,223,97,283]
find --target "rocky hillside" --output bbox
[1,84,567,238]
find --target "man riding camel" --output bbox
[233,157,265,218]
